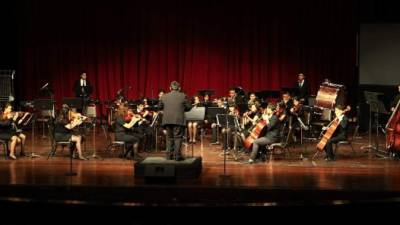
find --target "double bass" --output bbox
[316,106,350,151]
[386,100,400,153]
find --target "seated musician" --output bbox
[248,103,284,164]
[0,103,27,159]
[280,91,293,116]
[390,83,400,112]
[114,105,142,160]
[322,105,349,161]
[221,104,240,150]
[54,105,87,160]
[187,95,202,143]
[241,103,261,132]
[247,92,260,109]
[289,97,305,142]
[158,89,165,100]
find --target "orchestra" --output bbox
[2,72,400,164]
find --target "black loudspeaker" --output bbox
[134,157,202,179]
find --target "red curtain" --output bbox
[16,0,358,106]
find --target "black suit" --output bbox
[73,79,93,98]
[295,80,310,103]
[250,115,281,160]
[324,115,348,160]
[158,90,192,160]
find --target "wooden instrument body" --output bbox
[386,100,400,152]
[243,119,267,149]
[315,84,345,109]
[316,118,339,151]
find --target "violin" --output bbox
[68,111,88,122]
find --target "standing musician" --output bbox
[390,83,400,112]
[221,104,240,150]
[0,103,27,159]
[187,95,202,144]
[54,105,87,160]
[136,103,155,151]
[210,98,225,144]
[295,73,310,104]
[73,71,93,112]
[248,103,284,164]
[158,81,192,161]
[114,105,142,160]
[320,105,349,161]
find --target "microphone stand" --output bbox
[219,114,232,183]
[26,114,41,158]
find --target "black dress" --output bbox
[54,121,72,142]
[114,117,139,147]
[0,119,14,140]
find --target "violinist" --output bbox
[248,103,283,164]
[54,105,87,160]
[320,105,349,161]
[187,95,202,143]
[241,104,261,132]
[0,103,27,159]
[114,105,142,160]
[280,91,293,116]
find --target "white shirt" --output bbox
[299,80,304,87]
[80,79,86,86]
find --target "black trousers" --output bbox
[164,125,184,160]
[324,135,346,159]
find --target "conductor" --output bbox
[158,81,192,161]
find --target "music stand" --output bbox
[62,98,83,109]
[361,91,389,156]
[206,107,226,144]
[184,107,206,157]
[216,114,239,179]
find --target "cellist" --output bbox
[247,103,283,164]
[319,105,349,161]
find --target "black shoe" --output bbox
[20,152,26,157]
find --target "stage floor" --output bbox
[1,127,400,206]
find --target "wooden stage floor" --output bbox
[1,127,400,207]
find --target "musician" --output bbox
[295,73,310,104]
[248,103,283,164]
[73,71,93,98]
[390,84,400,112]
[0,103,27,159]
[158,81,192,161]
[187,95,202,143]
[247,92,260,109]
[136,103,154,152]
[289,97,305,142]
[221,104,240,150]
[54,105,87,160]
[322,105,349,161]
[201,93,213,107]
[158,89,165,100]
[242,104,261,132]
[280,91,293,116]
[114,105,142,160]
[210,98,225,144]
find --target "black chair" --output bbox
[334,125,359,157]
[0,138,9,159]
[47,118,76,159]
[102,123,126,158]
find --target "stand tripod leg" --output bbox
[28,119,40,158]
[65,147,77,176]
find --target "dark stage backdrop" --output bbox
[16,0,358,107]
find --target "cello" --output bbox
[386,99,400,153]
[242,107,279,150]
[316,106,350,151]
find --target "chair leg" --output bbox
[350,143,356,155]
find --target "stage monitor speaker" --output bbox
[134,157,202,180]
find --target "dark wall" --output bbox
[0,1,17,68]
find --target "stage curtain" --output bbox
[16,0,358,109]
